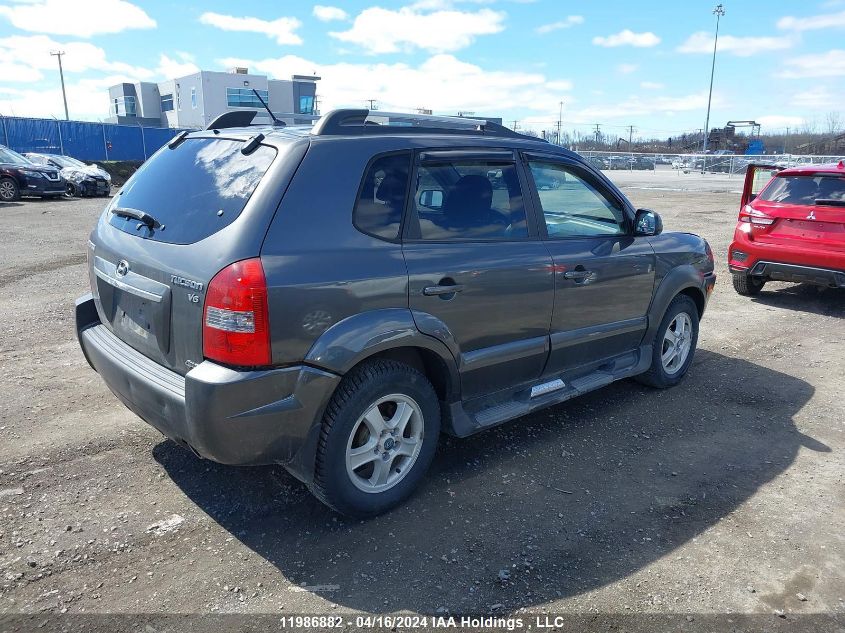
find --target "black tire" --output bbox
[732,272,765,296]
[0,177,20,202]
[309,359,440,517]
[636,294,699,389]
[64,183,77,199]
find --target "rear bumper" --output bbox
[75,293,339,482]
[729,228,845,276]
[729,261,845,288]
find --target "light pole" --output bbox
[50,50,69,120]
[702,4,724,160]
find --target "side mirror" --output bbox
[634,208,663,236]
[419,189,443,209]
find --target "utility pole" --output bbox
[50,50,69,120]
[627,125,636,147]
[784,126,790,155]
[593,123,601,146]
[511,120,519,131]
[556,101,563,146]
[365,99,378,110]
[702,3,725,160]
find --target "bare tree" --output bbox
[825,111,843,135]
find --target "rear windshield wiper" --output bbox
[112,206,158,228]
[815,199,845,207]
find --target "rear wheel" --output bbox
[0,177,19,202]
[636,295,699,389]
[310,359,440,517]
[732,272,765,296]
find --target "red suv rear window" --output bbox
[759,175,845,205]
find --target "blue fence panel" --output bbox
[0,115,192,162]
[60,120,107,161]
[103,124,142,161]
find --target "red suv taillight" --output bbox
[202,258,271,367]
[738,204,774,226]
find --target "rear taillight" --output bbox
[739,204,774,226]
[202,258,271,367]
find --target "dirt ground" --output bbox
[0,169,842,627]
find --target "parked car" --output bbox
[25,153,111,197]
[0,145,65,201]
[729,161,845,294]
[75,109,716,517]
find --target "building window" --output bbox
[191,87,197,109]
[298,95,315,115]
[226,87,269,108]
[111,95,137,117]
[161,94,174,112]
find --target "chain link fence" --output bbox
[577,151,845,176]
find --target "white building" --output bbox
[106,68,319,129]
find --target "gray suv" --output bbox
[75,110,716,516]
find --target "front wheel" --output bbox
[0,177,19,202]
[636,295,699,388]
[309,359,440,517]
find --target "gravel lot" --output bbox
[0,171,842,626]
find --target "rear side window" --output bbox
[353,153,412,240]
[759,175,845,205]
[409,160,528,240]
[108,138,276,244]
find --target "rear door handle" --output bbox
[423,284,465,296]
[563,270,592,280]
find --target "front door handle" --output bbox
[423,284,465,296]
[563,270,593,281]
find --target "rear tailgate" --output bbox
[87,133,308,375]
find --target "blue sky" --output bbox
[1,0,844,139]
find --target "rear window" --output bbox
[759,175,845,205]
[108,138,276,244]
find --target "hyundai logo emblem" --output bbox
[116,260,130,277]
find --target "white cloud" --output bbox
[329,6,505,54]
[779,49,845,77]
[616,63,638,74]
[677,31,791,57]
[757,115,805,129]
[790,87,838,108]
[0,75,137,119]
[313,5,349,22]
[592,30,660,48]
[777,10,845,31]
[640,81,664,90]
[567,91,720,122]
[536,15,584,34]
[199,12,303,45]
[0,35,152,81]
[0,0,155,37]
[156,53,200,80]
[218,53,571,115]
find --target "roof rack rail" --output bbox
[311,109,545,142]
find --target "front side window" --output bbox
[353,153,411,240]
[410,160,528,240]
[528,161,626,238]
[759,175,845,205]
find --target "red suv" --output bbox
[728,161,845,295]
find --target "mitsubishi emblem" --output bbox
[806,210,816,221]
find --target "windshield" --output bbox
[759,175,845,205]
[0,147,34,167]
[108,137,276,245]
[51,155,87,169]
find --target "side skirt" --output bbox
[445,344,652,437]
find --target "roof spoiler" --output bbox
[206,110,257,130]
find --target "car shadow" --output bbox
[751,283,845,318]
[154,349,826,613]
